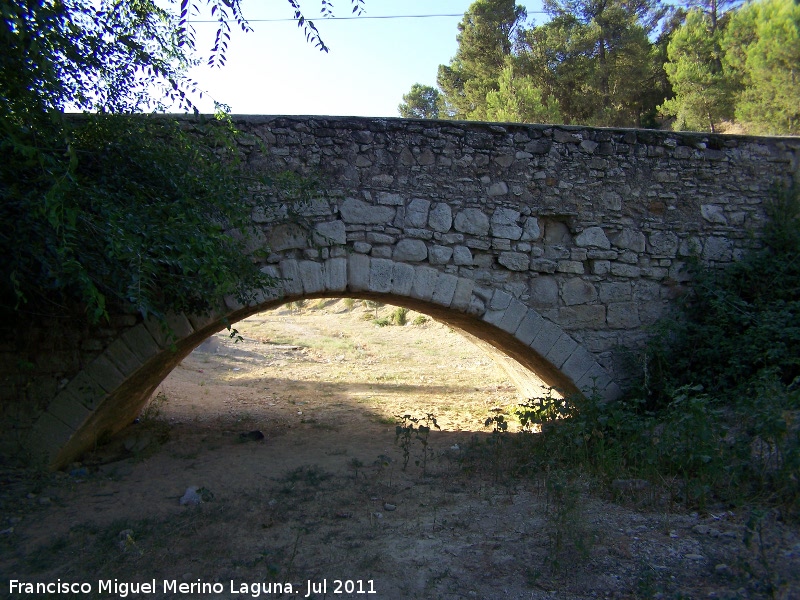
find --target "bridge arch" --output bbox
[29,254,615,469]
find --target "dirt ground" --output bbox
[1,300,799,599]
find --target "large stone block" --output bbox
[451,278,475,311]
[313,220,347,246]
[391,263,415,296]
[515,310,545,345]
[575,227,611,249]
[610,229,646,253]
[577,362,613,395]
[84,354,126,394]
[557,305,606,329]
[432,273,459,307]
[340,197,396,225]
[394,239,428,262]
[369,258,394,293]
[67,371,108,410]
[430,245,454,265]
[279,259,303,296]
[429,203,453,233]
[491,208,522,240]
[561,278,598,306]
[410,266,439,301]
[546,334,578,369]
[405,198,431,228]
[453,246,473,266]
[269,223,308,251]
[648,231,679,257]
[607,302,641,329]
[121,325,161,364]
[489,289,513,311]
[104,337,144,377]
[561,346,596,384]
[298,260,324,294]
[702,236,734,261]
[47,389,92,430]
[498,252,529,271]
[530,319,563,357]
[324,258,348,292]
[498,298,528,334]
[347,253,371,292]
[454,208,490,235]
[522,217,541,241]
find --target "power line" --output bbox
[188,12,547,24]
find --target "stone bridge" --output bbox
[5,116,799,469]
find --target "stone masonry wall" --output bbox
[231,116,798,387]
[1,115,797,466]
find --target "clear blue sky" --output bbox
[185,1,546,117]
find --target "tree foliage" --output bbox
[723,0,800,135]
[0,0,365,325]
[485,62,561,123]
[398,84,442,119]
[658,8,736,132]
[436,0,527,120]
[401,0,798,134]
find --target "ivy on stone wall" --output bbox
[0,113,277,325]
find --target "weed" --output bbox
[348,457,364,480]
[362,300,383,317]
[390,306,408,326]
[395,412,440,474]
[288,300,306,313]
[372,317,390,327]
[342,298,355,310]
[484,411,510,482]
[541,472,597,572]
[412,315,428,326]
[140,391,168,422]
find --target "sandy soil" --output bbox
[1,300,798,599]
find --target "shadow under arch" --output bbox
[30,260,620,469]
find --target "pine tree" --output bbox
[723,0,800,135]
[436,0,527,120]
[659,8,736,132]
[398,84,442,119]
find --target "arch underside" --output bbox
[28,256,620,469]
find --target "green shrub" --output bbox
[645,186,800,405]
[390,306,408,326]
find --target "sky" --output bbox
[184,0,546,117]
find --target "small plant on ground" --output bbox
[362,300,383,317]
[412,315,428,326]
[288,300,306,313]
[390,306,409,326]
[394,412,440,474]
[541,471,597,572]
[484,410,510,482]
[140,391,169,422]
